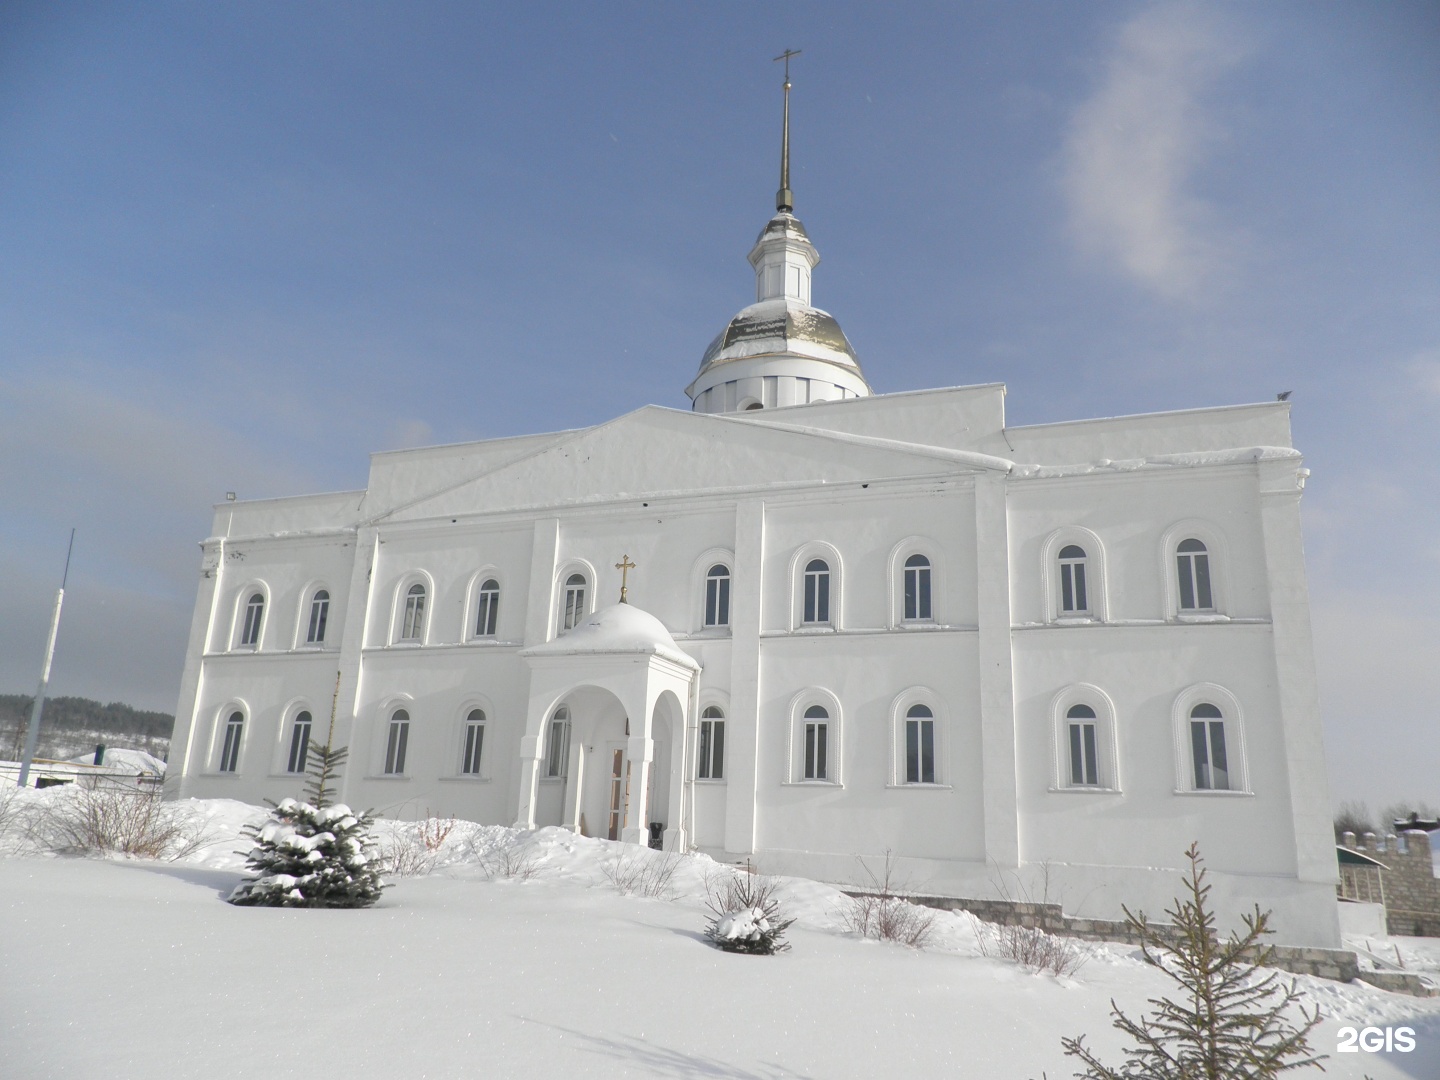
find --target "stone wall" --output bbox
[844,891,1360,983]
[1340,829,1440,938]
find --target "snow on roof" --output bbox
[521,603,698,669]
[65,747,166,776]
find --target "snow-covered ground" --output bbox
[1,790,1437,1079]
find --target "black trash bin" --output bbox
[647,822,664,850]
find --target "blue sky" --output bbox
[2,2,1436,810]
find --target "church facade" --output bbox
[166,83,1339,946]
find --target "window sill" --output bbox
[885,782,953,790]
[388,640,425,648]
[1047,785,1122,795]
[1052,615,1097,626]
[266,773,308,780]
[693,778,727,786]
[439,775,490,783]
[1174,613,1228,624]
[791,625,836,634]
[201,772,242,778]
[1172,787,1253,797]
[362,774,412,781]
[781,780,843,788]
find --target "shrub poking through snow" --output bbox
[603,846,683,899]
[21,778,209,860]
[228,722,384,908]
[843,849,937,948]
[1053,843,1325,1080]
[704,864,794,955]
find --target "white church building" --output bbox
[167,75,1339,947]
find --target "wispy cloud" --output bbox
[1406,347,1440,398]
[1061,4,1246,301]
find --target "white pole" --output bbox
[18,530,75,788]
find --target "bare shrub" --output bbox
[479,838,543,881]
[29,780,209,860]
[842,849,936,948]
[704,863,794,955]
[376,810,459,876]
[975,917,1087,977]
[603,845,682,898]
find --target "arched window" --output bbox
[546,706,571,776]
[305,590,330,645]
[240,593,264,647]
[903,554,932,622]
[219,711,244,772]
[803,559,830,625]
[802,705,829,780]
[400,583,427,641]
[384,709,410,774]
[698,706,725,779]
[475,579,500,638]
[904,704,935,784]
[704,565,731,628]
[1066,704,1099,787]
[1176,539,1213,612]
[1058,545,1089,614]
[286,710,312,774]
[461,708,485,775]
[1189,703,1229,790]
[561,574,587,632]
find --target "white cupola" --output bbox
[686,59,871,414]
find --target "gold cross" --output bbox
[773,47,802,82]
[615,554,636,604]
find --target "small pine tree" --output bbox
[228,687,384,909]
[1056,843,1324,1080]
[704,864,795,955]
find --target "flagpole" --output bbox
[18,530,75,788]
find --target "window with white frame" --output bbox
[802,705,829,780]
[1189,703,1229,790]
[903,555,932,622]
[219,711,244,772]
[903,704,936,784]
[546,706,570,777]
[286,710,312,774]
[461,709,485,776]
[561,575,586,632]
[1176,539,1214,612]
[240,592,264,647]
[475,579,499,638]
[697,706,725,779]
[704,565,731,628]
[305,590,329,644]
[384,710,410,774]
[802,559,831,625]
[1066,704,1099,787]
[400,583,427,641]
[1058,546,1089,615]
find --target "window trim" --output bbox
[459,707,487,778]
[230,583,270,651]
[213,703,248,774]
[887,537,943,628]
[389,572,436,645]
[887,687,950,787]
[690,548,736,634]
[452,696,495,779]
[1048,684,1121,793]
[554,561,596,636]
[697,705,726,781]
[465,568,503,641]
[788,542,843,631]
[296,583,333,649]
[544,705,572,778]
[383,709,411,776]
[1170,683,1249,795]
[1040,528,1109,624]
[1160,521,1230,622]
[285,707,314,775]
[784,688,844,785]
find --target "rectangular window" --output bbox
[803,570,829,624]
[905,718,935,784]
[563,585,585,631]
[219,717,244,773]
[384,720,409,775]
[705,574,730,627]
[476,590,498,637]
[1068,721,1099,786]
[1191,720,1229,790]
[904,565,932,621]
[698,718,725,780]
[1061,562,1088,613]
[241,600,263,647]
[306,594,329,644]
[402,592,426,640]
[546,719,570,777]
[286,718,311,774]
[462,722,484,776]
[1178,554,1213,611]
[803,721,828,780]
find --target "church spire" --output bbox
[774,49,801,213]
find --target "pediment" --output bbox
[374,406,999,523]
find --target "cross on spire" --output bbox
[773,48,801,213]
[615,554,636,604]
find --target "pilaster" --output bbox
[724,498,765,854]
[975,474,1020,868]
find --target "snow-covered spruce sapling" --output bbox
[704,864,794,955]
[227,738,385,908]
[1049,842,1324,1080]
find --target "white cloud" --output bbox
[1405,347,1440,398]
[1061,4,1245,300]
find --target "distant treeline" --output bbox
[0,696,174,741]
